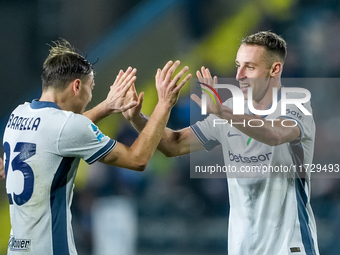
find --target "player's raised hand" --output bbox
[155,60,191,108]
[122,83,144,121]
[0,157,5,180]
[191,66,221,115]
[103,67,138,114]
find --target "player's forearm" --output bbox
[216,106,299,146]
[128,112,149,134]
[83,101,110,124]
[158,128,192,157]
[129,113,185,157]
[129,102,172,167]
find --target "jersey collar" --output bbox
[30,99,61,110]
[248,87,282,118]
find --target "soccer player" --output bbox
[2,40,191,255]
[123,31,319,255]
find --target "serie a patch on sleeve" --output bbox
[88,123,105,142]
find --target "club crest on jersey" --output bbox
[8,236,31,251]
[88,123,105,141]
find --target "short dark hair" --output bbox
[241,31,287,64]
[41,39,93,91]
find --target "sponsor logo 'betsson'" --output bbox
[229,150,272,163]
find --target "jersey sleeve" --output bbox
[57,113,116,164]
[190,98,234,150]
[278,93,315,145]
[190,113,221,151]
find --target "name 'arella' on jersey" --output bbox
[6,114,41,131]
[3,100,116,255]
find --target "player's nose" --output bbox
[236,66,246,81]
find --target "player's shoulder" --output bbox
[11,102,31,112]
[63,111,93,129]
[63,112,105,139]
[283,89,310,100]
[223,97,234,108]
[282,89,313,111]
[222,97,247,111]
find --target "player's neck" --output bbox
[252,83,281,111]
[39,89,74,112]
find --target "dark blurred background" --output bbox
[1,0,340,254]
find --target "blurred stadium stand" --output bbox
[1,0,340,254]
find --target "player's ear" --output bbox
[71,79,81,95]
[270,62,282,77]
